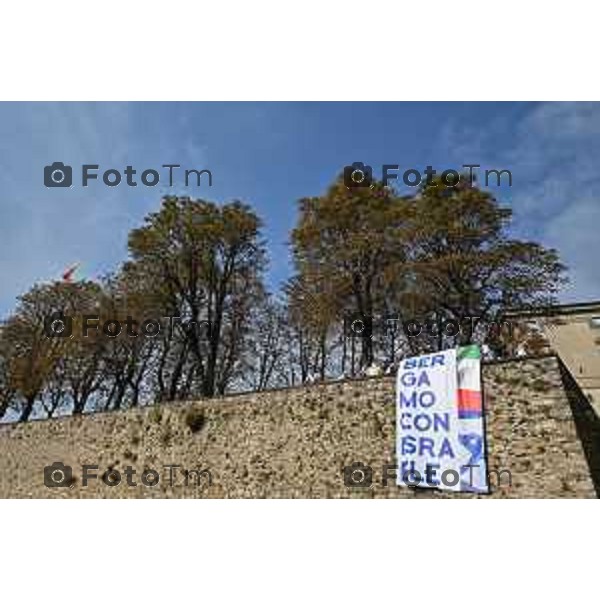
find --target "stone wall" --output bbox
[0,356,598,498]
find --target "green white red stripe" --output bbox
[457,345,482,419]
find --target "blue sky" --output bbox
[0,101,598,316]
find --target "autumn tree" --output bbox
[91,274,160,410]
[289,175,410,373]
[404,177,567,347]
[0,281,102,421]
[0,175,569,423]
[125,196,267,398]
[287,173,567,370]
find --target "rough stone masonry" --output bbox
[0,355,598,498]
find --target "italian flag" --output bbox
[456,345,482,419]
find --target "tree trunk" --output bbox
[19,397,35,422]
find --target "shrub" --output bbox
[160,423,173,446]
[531,379,551,393]
[185,407,206,433]
[148,406,162,424]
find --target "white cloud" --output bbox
[543,197,600,301]
[0,103,209,315]
[439,102,600,301]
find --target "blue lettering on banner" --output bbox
[398,349,466,490]
[397,348,488,493]
[399,435,455,458]
[400,391,435,408]
[399,412,450,432]
[403,354,446,370]
[399,390,436,408]
[439,438,455,459]
[400,371,431,387]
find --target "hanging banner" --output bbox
[396,345,489,493]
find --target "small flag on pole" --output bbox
[61,263,80,283]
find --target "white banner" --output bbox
[396,346,489,493]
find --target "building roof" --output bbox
[501,300,600,319]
